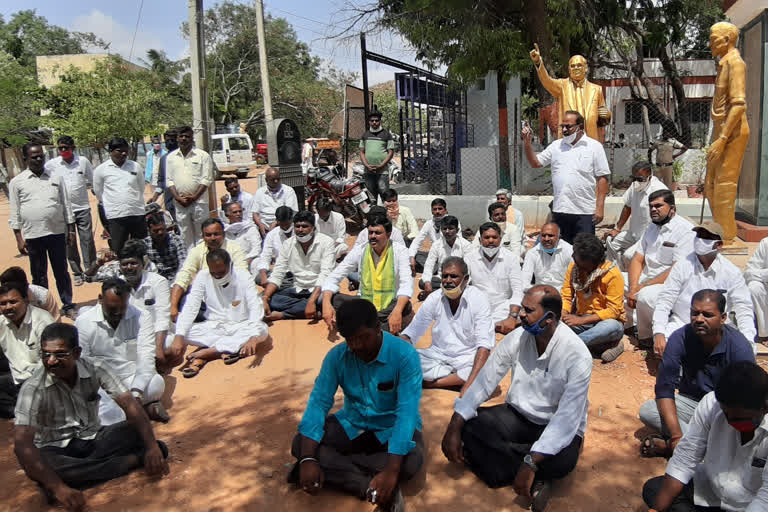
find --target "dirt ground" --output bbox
[0,170,760,511]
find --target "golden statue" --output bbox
[705,21,749,243]
[529,44,611,142]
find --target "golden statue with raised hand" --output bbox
[705,21,749,244]
[529,43,611,142]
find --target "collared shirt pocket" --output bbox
[375,379,397,411]
[658,241,677,266]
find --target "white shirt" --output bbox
[409,218,463,257]
[355,226,406,247]
[745,238,768,284]
[222,190,254,215]
[665,391,768,511]
[93,159,145,219]
[454,322,593,456]
[472,214,526,258]
[165,147,214,197]
[316,211,347,247]
[465,247,524,322]
[637,214,696,281]
[176,268,267,338]
[9,168,74,239]
[521,239,573,291]
[0,306,55,383]
[128,271,170,334]
[323,242,413,298]
[653,253,756,340]
[422,236,474,278]
[45,155,93,213]
[224,222,263,262]
[150,151,162,187]
[621,176,668,242]
[75,304,156,393]
[255,228,292,272]
[536,134,611,215]
[402,286,495,359]
[268,232,336,291]
[250,185,299,226]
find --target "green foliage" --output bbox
[371,83,398,133]
[0,50,40,147]
[43,56,170,148]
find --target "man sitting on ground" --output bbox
[604,161,667,271]
[409,198,461,273]
[473,201,526,259]
[255,205,295,287]
[171,249,270,378]
[323,215,413,334]
[495,189,526,243]
[652,222,755,358]
[442,286,592,511]
[262,211,335,321]
[0,266,60,320]
[355,206,407,248]
[465,222,524,334]
[314,196,348,261]
[521,223,573,291]
[639,289,755,459]
[117,241,174,375]
[382,188,419,245]
[290,298,423,512]
[402,257,494,395]
[561,233,626,363]
[219,177,253,218]
[223,201,262,275]
[642,361,768,512]
[76,279,168,424]
[13,323,169,510]
[0,282,55,418]
[144,211,187,282]
[419,215,473,300]
[171,218,248,321]
[627,189,695,348]
[250,167,298,237]
[745,235,768,346]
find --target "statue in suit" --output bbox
[529,44,611,143]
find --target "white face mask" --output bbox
[482,246,499,258]
[633,179,651,192]
[296,232,313,244]
[694,237,719,256]
[212,271,232,288]
[563,130,580,145]
[280,226,293,235]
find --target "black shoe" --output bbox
[286,462,300,484]
[531,480,552,512]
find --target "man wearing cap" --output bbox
[359,110,395,203]
[652,221,755,358]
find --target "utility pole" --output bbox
[360,32,370,119]
[187,0,217,216]
[255,0,277,166]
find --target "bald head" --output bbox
[265,167,280,190]
[526,285,562,321]
[540,223,560,250]
[568,55,588,82]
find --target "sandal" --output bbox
[640,434,673,458]
[222,352,242,365]
[181,358,207,378]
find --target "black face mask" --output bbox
[652,210,672,226]
[165,141,179,152]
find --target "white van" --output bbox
[211,133,257,179]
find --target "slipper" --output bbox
[640,434,673,458]
[222,352,242,365]
[181,358,207,378]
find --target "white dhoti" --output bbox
[749,280,768,337]
[185,319,265,353]
[606,233,639,272]
[175,198,208,250]
[634,284,665,340]
[417,345,475,381]
[98,373,166,425]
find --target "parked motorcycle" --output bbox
[306,164,373,232]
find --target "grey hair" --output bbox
[495,188,512,200]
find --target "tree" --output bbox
[0,50,40,150]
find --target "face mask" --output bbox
[281,226,293,235]
[482,246,499,258]
[541,246,556,255]
[652,211,672,226]
[694,237,719,256]
[369,125,383,133]
[433,215,444,229]
[563,130,579,145]
[166,141,178,151]
[59,149,74,160]
[522,312,552,336]
[212,272,232,288]
[633,179,651,192]
[296,232,313,243]
[442,278,467,300]
[729,420,760,433]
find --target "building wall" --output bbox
[36,54,143,89]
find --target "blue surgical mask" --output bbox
[541,246,556,255]
[522,313,552,336]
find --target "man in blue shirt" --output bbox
[639,289,755,458]
[290,298,423,511]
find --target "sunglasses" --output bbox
[631,176,650,182]
[42,350,74,360]
[560,124,578,130]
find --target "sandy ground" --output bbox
[0,169,761,511]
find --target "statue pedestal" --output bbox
[720,238,749,256]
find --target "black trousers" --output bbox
[26,233,72,309]
[39,422,151,489]
[363,172,390,204]
[291,415,424,499]
[0,365,20,418]
[551,212,594,245]
[107,215,148,255]
[331,293,413,333]
[462,404,582,488]
[417,276,442,290]
[642,476,723,511]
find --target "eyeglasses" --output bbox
[560,124,578,130]
[631,176,650,182]
[57,146,73,151]
[42,350,74,360]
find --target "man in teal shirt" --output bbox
[290,298,423,511]
[360,111,395,203]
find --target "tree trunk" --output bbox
[658,47,691,146]
[521,0,555,106]
[497,71,511,189]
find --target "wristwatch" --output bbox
[523,454,538,472]
[131,389,143,400]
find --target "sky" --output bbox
[1,0,439,86]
